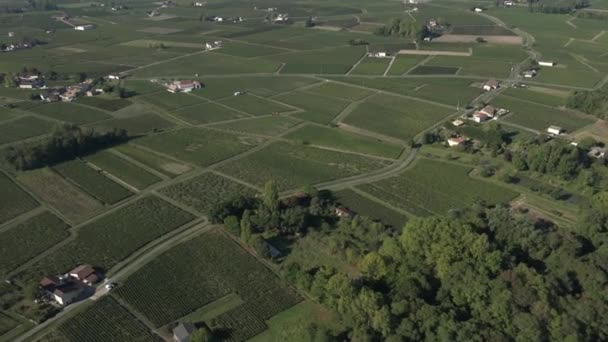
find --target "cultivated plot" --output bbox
[0,172,38,225]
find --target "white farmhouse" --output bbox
[539,61,556,67]
[547,125,563,135]
[74,24,95,31]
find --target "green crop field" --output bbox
[350,57,391,75]
[0,116,54,145]
[408,66,460,75]
[386,55,427,75]
[91,113,175,135]
[26,102,112,125]
[0,172,38,225]
[0,212,69,277]
[15,196,194,285]
[192,76,319,100]
[211,116,302,136]
[53,159,133,205]
[114,144,192,178]
[305,82,374,101]
[344,93,454,141]
[140,92,205,111]
[0,311,19,337]
[217,41,290,58]
[274,91,350,125]
[115,231,301,340]
[51,297,162,342]
[135,128,265,167]
[357,159,519,216]
[493,95,596,132]
[160,172,257,214]
[76,97,133,112]
[218,94,293,116]
[172,102,248,125]
[217,142,391,191]
[268,46,366,74]
[334,189,408,228]
[85,151,162,190]
[502,87,568,108]
[16,168,103,223]
[285,124,403,159]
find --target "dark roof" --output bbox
[53,282,82,297]
[70,264,95,279]
[173,322,197,342]
[40,276,59,288]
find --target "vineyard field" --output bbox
[0,172,38,225]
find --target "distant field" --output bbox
[334,189,408,228]
[85,151,162,190]
[194,76,319,99]
[53,159,133,205]
[408,65,460,75]
[357,159,519,216]
[217,142,390,191]
[160,172,257,214]
[15,196,194,285]
[0,173,38,225]
[211,116,302,136]
[344,93,454,141]
[386,55,427,75]
[0,116,54,145]
[285,124,403,159]
[17,168,103,223]
[91,113,175,135]
[76,97,133,112]
[26,102,111,124]
[0,212,69,277]
[114,144,192,178]
[172,102,248,125]
[115,231,302,341]
[502,87,568,107]
[268,46,366,74]
[274,91,350,125]
[217,41,290,58]
[219,94,293,116]
[450,25,517,36]
[140,92,205,111]
[350,57,391,75]
[305,82,374,101]
[493,95,596,132]
[135,128,264,167]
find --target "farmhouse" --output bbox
[69,264,98,284]
[274,13,289,22]
[335,207,355,218]
[173,322,197,342]
[479,105,496,117]
[53,283,84,306]
[539,61,556,67]
[167,80,202,93]
[452,119,465,127]
[369,52,389,58]
[588,146,606,159]
[473,112,491,123]
[448,136,466,147]
[547,125,564,135]
[482,79,500,91]
[523,69,537,78]
[504,1,514,6]
[40,89,62,102]
[74,24,95,31]
[107,74,120,80]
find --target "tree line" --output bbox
[5,124,128,170]
[567,84,608,119]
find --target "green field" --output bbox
[53,159,133,205]
[191,76,319,100]
[218,142,391,191]
[211,116,302,136]
[15,196,194,285]
[357,159,519,216]
[91,113,175,135]
[0,116,54,145]
[114,144,192,178]
[85,151,162,190]
[344,93,454,141]
[115,231,301,340]
[76,97,133,112]
[274,91,350,125]
[502,87,568,107]
[305,82,375,101]
[493,95,596,132]
[218,94,293,116]
[135,128,264,167]
[0,172,38,225]
[350,57,391,75]
[26,102,112,124]
[334,188,408,228]
[408,65,460,75]
[140,92,205,111]
[0,212,69,277]
[386,55,427,75]
[172,102,248,124]
[285,124,403,159]
[161,172,257,214]
[269,46,366,74]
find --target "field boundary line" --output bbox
[349,186,415,217]
[383,56,396,76]
[0,206,46,234]
[336,123,406,146]
[564,38,575,47]
[565,17,578,29]
[331,91,377,124]
[591,30,606,42]
[569,53,599,73]
[188,92,258,118]
[346,48,369,76]
[208,170,263,192]
[110,296,168,340]
[85,160,141,193]
[108,149,171,181]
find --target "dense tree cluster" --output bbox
[374,18,420,39]
[577,10,608,20]
[285,204,608,341]
[5,124,128,170]
[527,0,589,13]
[567,84,608,119]
[509,138,590,180]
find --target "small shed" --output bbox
[546,125,563,135]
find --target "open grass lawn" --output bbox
[115,231,301,341]
[26,102,111,125]
[193,76,319,100]
[386,55,427,75]
[0,173,38,225]
[285,124,403,159]
[85,151,162,190]
[114,144,192,178]
[0,212,69,277]
[217,142,391,191]
[274,91,351,125]
[91,113,175,135]
[334,188,408,228]
[0,116,54,145]
[135,128,265,167]
[357,158,519,216]
[350,57,391,75]
[502,87,568,108]
[76,97,133,112]
[53,159,133,205]
[218,94,293,116]
[140,91,205,111]
[305,82,374,101]
[16,168,103,223]
[211,116,302,136]
[160,172,257,214]
[172,102,248,124]
[344,93,454,141]
[493,95,596,132]
[15,196,194,285]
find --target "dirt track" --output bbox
[433,34,523,44]
[398,48,472,56]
